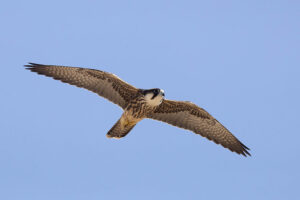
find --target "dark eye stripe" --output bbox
[151,90,159,99]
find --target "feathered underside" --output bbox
[25,63,250,156]
[24,63,138,109]
[148,100,250,156]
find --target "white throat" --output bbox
[144,93,164,107]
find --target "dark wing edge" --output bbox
[147,100,251,157]
[24,63,138,109]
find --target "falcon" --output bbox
[25,63,250,156]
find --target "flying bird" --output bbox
[25,63,250,156]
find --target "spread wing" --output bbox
[25,63,138,109]
[147,100,250,156]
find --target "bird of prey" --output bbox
[25,63,250,156]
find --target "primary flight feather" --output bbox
[25,63,250,156]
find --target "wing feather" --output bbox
[147,100,250,156]
[25,63,138,109]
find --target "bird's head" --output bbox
[141,88,165,107]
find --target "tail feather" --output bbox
[106,118,137,139]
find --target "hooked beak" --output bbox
[160,89,165,97]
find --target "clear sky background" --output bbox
[1,1,299,199]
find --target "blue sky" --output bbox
[1,1,299,199]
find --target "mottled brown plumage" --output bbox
[25,63,137,109]
[148,100,250,156]
[25,63,250,156]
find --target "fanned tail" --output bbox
[106,117,137,139]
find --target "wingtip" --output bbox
[24,63,49,73]
[242,143,251,157]
[24,62,44,68]
[24,62,35,69]
[241,151,251,157]
[239,147,251,157]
